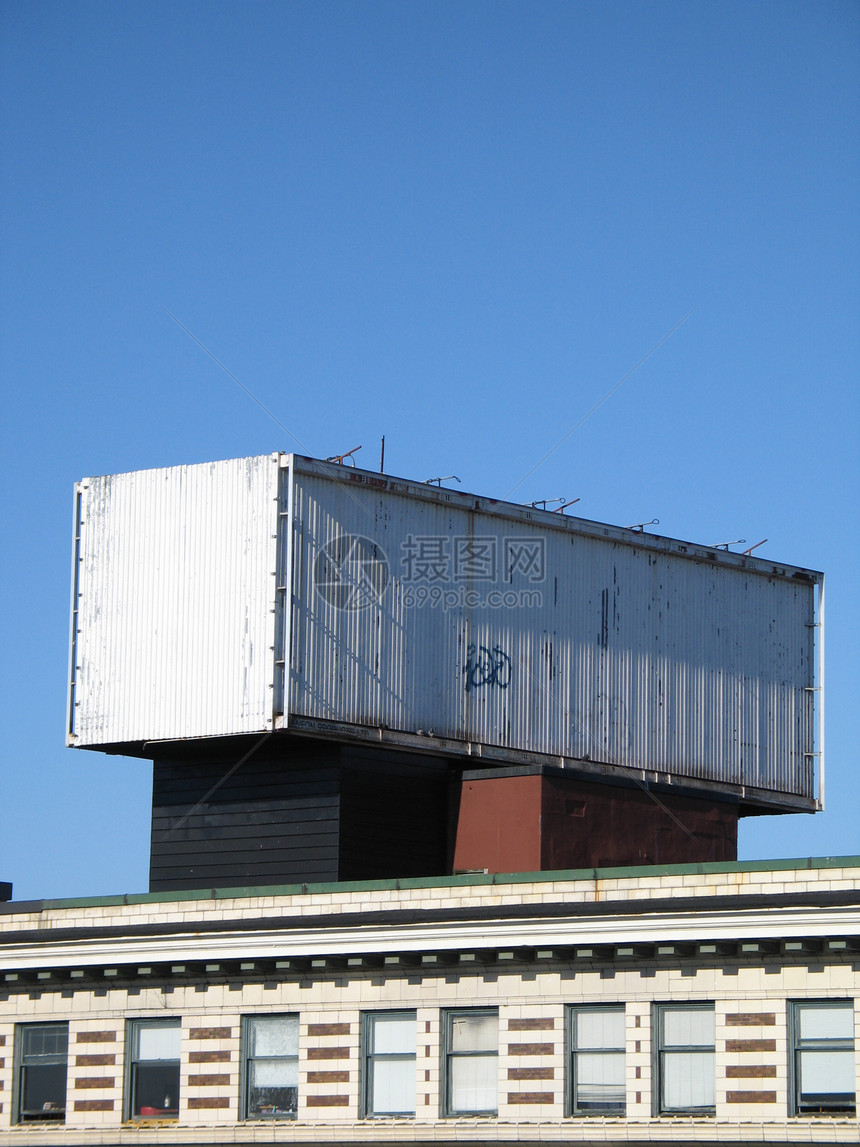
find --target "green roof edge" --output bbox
[32,854,860,912]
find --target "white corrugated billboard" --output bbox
[68,454,823,811]
[69,455,281,745]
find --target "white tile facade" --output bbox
[0,858,857,1143]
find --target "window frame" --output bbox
[13,1022,69,1124]
[653,1003,715,1116]
[567,1004,626,1116]
[241,1014,299,1121]
[789,1000,856,1116]
[441,1007,499,1118]
[125,1018,181,1121]
[361,1010,417,1118]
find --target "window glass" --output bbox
[365,1012,416,1116]
[451,1013,497,1053]
[372,1015,415,1056]
[662,1008,715,1047]
[793,1001,856,1115]
[444,1009,498,1116]
[656,1005,715,1114]
[570,1007,625,1114]
[576,1009,625,1049]
[136,1024,181,1061]
[16,1024,68,1123]
[249,1016,299,1058]
[450,1054,496,1111]
[128,1019,180,1118]
[797,1004,854,1042]
[244,1015,298,1119]
[662,1050,715,1109]
[798,1050,855,1095]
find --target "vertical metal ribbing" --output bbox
[66,484,84,743]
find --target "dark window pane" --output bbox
[17,1024,68,1123]
[133,1063,180,1116]
[20,1064,66,1119]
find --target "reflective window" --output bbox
[655,1005,715,1114]
[243,1015,298,1119]
[791,1001,856,1115]
[127,1019,180,1118]
[443,1009,498,1116]
[569,1006,625,1114]
[363,1011,416,1116]
[15,1023,68,1123]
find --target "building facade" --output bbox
[1,856,857,1144]
[12,452,843,1144]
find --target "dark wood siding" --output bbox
[338,748,450,881]
[150,752,342,891]
[149,737,453,892]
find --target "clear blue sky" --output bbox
[1,1,857,900]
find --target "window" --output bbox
[14,1023,68,1123]
[443,1009,498,1116]
[568,1006,625,1115]
[655,1004,715,1114]
[127,1019,180,1119]
[242,1015,298,1119]
[363,1011,416,1116]
[791,1001,856,1115]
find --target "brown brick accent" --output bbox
[725,1013,776,1026]
[187,1096,230,1109]
[0,1059,4,1069]
[74,1099,114,1112]
[727,1090,777,1104]
[508,1018,554,1031]
[77,1031,116,1043]
[307,1047,350,1060]
[0,1034,6,1045]
[189,1050,231,1063]
[188,1073,230,1087]
[189,1027,231,1040]
[307,1095,349,1107]
[74,1076,115,1089]
[726,1039,776,1053]
[508,1067,553,1080]
[507,1092,553,1104]
[307,1070,349,1083]
[75,1054,115,1067]
[307,1023,350,1036]
[727,1064,777,1078]
[508,1042,553,1056]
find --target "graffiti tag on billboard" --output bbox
[464,643,512,692]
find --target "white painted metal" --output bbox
[287,459,821,803]
[69,453,822,807]
[68,455,282,746]
[1,905,856,971]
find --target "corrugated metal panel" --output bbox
[69,455,281,745]
[68,452,821,804]
[288,460,819,800]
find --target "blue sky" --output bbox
[1,1,857,899]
